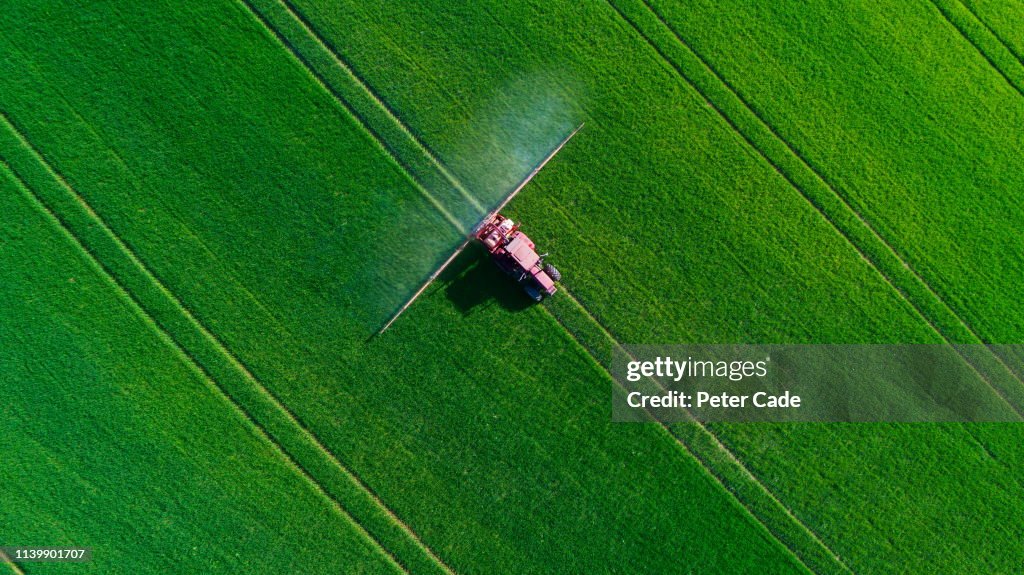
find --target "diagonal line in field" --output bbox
[232,0,466,234]
[274,0,485,215]
[1,159,416,574]
[605,0,1024,418]
[542,290,853,575]
[629,0,965,342]
[926,0,1024,99]
[235,0,485,234]
[0,113,455,575]
[957,0,1024,67]
[0,552,24,575]
[955,425,1024,497]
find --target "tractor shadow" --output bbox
[443,243,535,316]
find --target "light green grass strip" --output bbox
[605,0,1024,416]
[544,292,846,575]
[0,113,454,575]
[236,0,484,228]
[927,0,1024,98]
[0,552,23,575]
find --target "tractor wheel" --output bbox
[544,264,562,282]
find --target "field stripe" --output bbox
[0,552,24,575]
[277,0,484,214]
[956,425,1024,493]
[958,0,1024,66]
[604,0,1024,417]
[926,0,1024,99]
[229,0,466,233]
[542,290,852,575]
[0,114,455,575]
[234,0,484,228]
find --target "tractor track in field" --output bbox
[234,0,466,233]
[542,290,852,575]
[236,0,485,227]
[545,191,1024,534]
[0,551,24,575]
[954,425,1024,498]
[630,0,997,348]
[955,422,1024,512]
[275,0,484,215]
[605,0,1024,419]
[636,0,1024,407]
[927,0,1024,99]
[0,113,456,575]
[958,0,1024,68]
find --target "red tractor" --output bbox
[476,214,561,301]
[377,123,582,334]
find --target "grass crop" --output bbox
[0,167,396,574]
[3,0,1024,573]
[962,0,1024,65]
[927,0,1024,97]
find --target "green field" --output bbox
[2,0,1024,573]
[0,166,399,573]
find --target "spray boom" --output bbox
[376,122,584,335]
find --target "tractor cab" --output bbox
[475,214,561,301]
